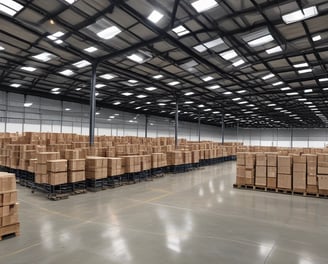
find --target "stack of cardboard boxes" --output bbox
[35,152,60,184]
[0,172,19,240]
[277,156,292,189]
[182,151,192,165]
[245,153,256,185]
[317,154,328,193]
[167,151,183,166]
[255,153,266,186]
[267,153,277,188]
[305,154,317,193]
[140,155,151,172]
[85,157,107,180]
[236,152,245,185]
[121,156,141,173]
[47,160,68,185]
[68,159,85,183]
[292,156,306,191]
[107,158,122,176]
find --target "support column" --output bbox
[198,113,201,142]
[60,100,63,133]
[236,120,239,143]
[22,94,26,133]
[175,97,179,148]
[4,92,8,133]
[145,114,149,138]
[290,126,294,148]
[89,63,97,146]
[221,114,225,144]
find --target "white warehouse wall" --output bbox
[0,91,328,147]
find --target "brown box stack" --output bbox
[255,153,266,186]
[35,152,60,184]
[121,156,141,173]
[245,153,255,185]
[107,158,123,176]
[182,151,192,164]
[266,153,277,188]
[0,172,20,239]
[292,156,306,191]
[68,159,85,183]
[317,154,328,192]
[140,155,151,171]
[304,154,318,193]
[192,150,200,164]
[47,159,68,185]
[85,157,108,179]
[236,152,246,185]
[277,156,292,189]
[167,151,183,166]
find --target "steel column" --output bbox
[89,63,97,146]
[175,97,179,148]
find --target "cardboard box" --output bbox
[317,166,328,175]
[68,171,85,183]
[256,153,266,166]
[278,166,291,174]
[36,164,47,174]
[245,169,254,179]
[255,177,266,186]
[0,214,19,227]
[307,185,318,193]
[267,167,277,178]
[277,174,292,189]
[0,203,18,217]
[36,152,60,164]
[85,168,107,179]
[318,154,328,163]
[307,162,317,176]
[0,173,16,192]
[318,175,328,190]
[86,157,107,169]
[236,176,245,185]
[278,156,292,167]
[35,174,48,184]
[236,153,245,165]
[245,153,255,169]
[47,159,67,172]
[48,172,67,185]
[64,149,80,160]
[236,166,245,178]
[303,154,317,163]
[245,177,254,185]
[68,159,85,171]
[256,166,266,177]
[267,177,276,188]
[293,172,306,189]
[0,191,17,206]
[293,163,306,172]
[267,154,277,167]
[307,176,317,186]
[293,156,306,164]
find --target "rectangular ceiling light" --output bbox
[122,92,133,96]
[24,102,33,107]
[64,0,76,4]
[185,92,194,96]
[95,84,106,88]
[207,84,220,90]
[33,52,56,62]
[100,73,117,80]
[73,60,91,68]
[59,69,74,76]
[273,81,283,86]
[97,26,121,39]
[136,94,147,98]
[168,81,180,86]
[237,90,246,93]
[193,44,207,53]
[298,69,312,74]
[220,49,238,60]
[127,54,143,63]
[280,87,291,91]
[153,74,163,79]
[282,6,318,24]
[312,35,321,42]
[47,31,64,41]
[266,46,282,54]
[172,25,190,36]
[21,66,36,72]
[145,87,157,91]
[248,35,274,47]
[84,46,98,53]
[293,62,309,68]
[262,73,275,80]
[0,0,23,17]
[287,92,299,96]
[304,89,313,93]
[147,10,164,24]
[191,0,218,13]
[10,83,21,88]
[0,45,4,50]
[202,76,214,82]
[319,78,328,82]
[232,59,245,67]
[204,37,224,49]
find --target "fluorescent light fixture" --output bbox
[207,84,220,90]
[122,92,133,96]
[172,25,190,36]
[248,35,273,47]
[308,105,316,108]
[298,69,312,74]
[319,78,328,82]
[128,79,138,84]
[136,94,147,98]
[262,73,275,80]
[153,74,163,79]
[24,102,33,107]
[237,90,246,94]
[268,103,276,107]
[73,60,91,68]
[323,88,328,91]
[0,45,4,50]
[238,101,248,105]
[198,104,205,108]
[95,84,106,88]
[47,31,64,40]
[223,91,232,95]
[144,87,156,91]
[281,87,291,91]
[147,10,164,24]
[96,112,100,115]
[0,0,23,17]
[298,98,307,101]
[127,54,143,63]
[304,102,313,104]
[168,81,180,86]
[232,97,241,101]
[282,6,318,24]
[113,101,121,105]
[304,89,313,93]
[33,52,56,62]
[51,88,60,92]
[219,49,237,60]
[84,46,98,53]
[95,92,99,96]
[312,35,321,42]
[266,46,282,54]
[294,62,309,68]
[126,50,153,64]
[97,26,121,39]
[158,103,166,106]
[213,111,220,114]
[185,92,194,96]
[75,87,81,91]
[184,101,194,104]
[59,69,74,76]
[232,59,245,67]
[204,108,212,111]
[55,39,63,44]
[193,44,207,53]
[21,66,36,72]
[64,0,76,4]
[65,108,71,111]
[202,76,214,82]
[204,37,223,49]
[273,81,283,86]
[100,73,117,80]
[10,83,21,88]
[191,0,218,13]
[287,92,298,96]
[52,91,60,94]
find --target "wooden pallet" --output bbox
[0,223,20,241]
[292,189,307,196]
[318,189,328,198]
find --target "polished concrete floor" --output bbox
[1,161,328,264]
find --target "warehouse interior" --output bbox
[1,0,328,263]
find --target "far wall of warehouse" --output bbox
[0,91,327,148]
